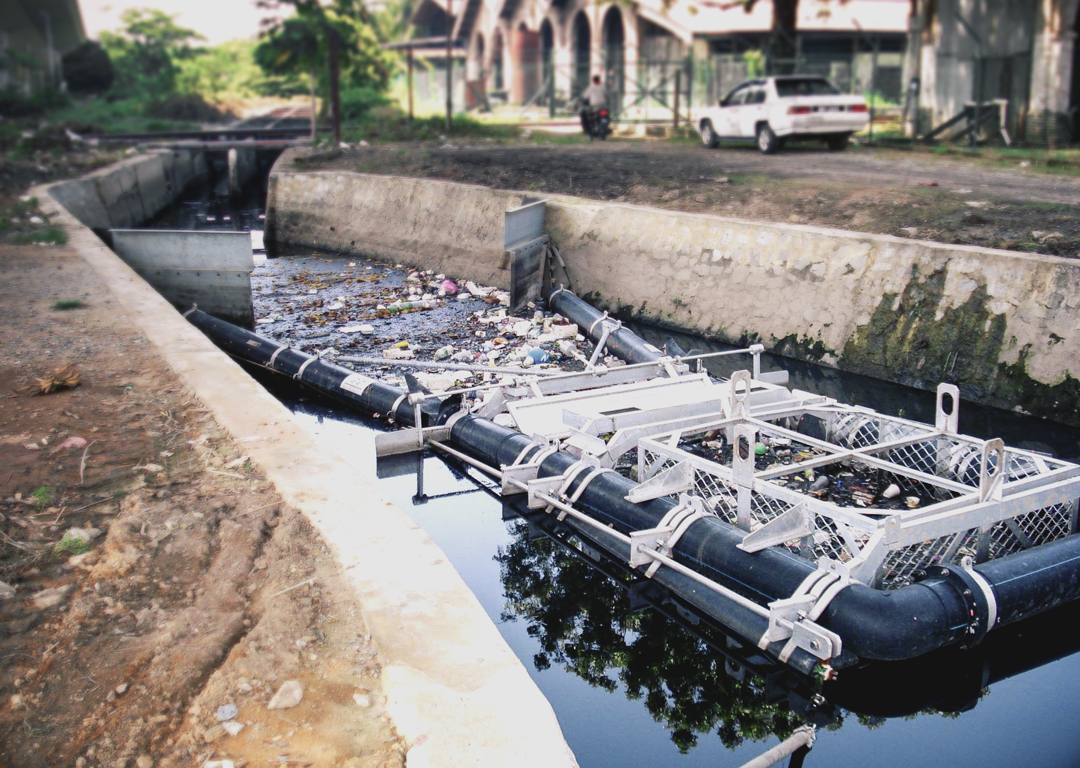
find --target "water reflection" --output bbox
[490,488,1080,761]
[496,508,808,753]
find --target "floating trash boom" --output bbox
[187,292,1080,677]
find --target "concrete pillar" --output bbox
[1030,0,1079,117]
[511,27,541,103]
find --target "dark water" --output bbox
[166,173,1080,766]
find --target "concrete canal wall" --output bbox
[48,148,209,232]
[266,152,1080,425]
[41,155,579,767]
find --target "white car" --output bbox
[696,76,869,154]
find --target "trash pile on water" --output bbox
[252,253,605,393]
[685,431,930,511]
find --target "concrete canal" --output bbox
[50,152,1080,767]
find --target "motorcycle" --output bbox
[582,106,611,141]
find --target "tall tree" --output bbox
[256,0,392,138]
[740,0,799,74]
[99,9,204,97]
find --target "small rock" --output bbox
[133,463,164,473]
[965,201,990,208]
[715,177,730,184]
[10,694,24,710]
[32,585,73,610]
[901,227,919,237]
[268,680,303,710]
[106,690,116,703]
[204,762,235,768]
[115,683,129,695]
[0,582,15,600]
[693,194,708,204]
[661,189,682,201]
[203,724,226,742]
[223,720,245,736]
[136,756,153,768]
[59,436,88,449]
[237,682,253,695]
[216,703,238,721]
[353,692,372,708]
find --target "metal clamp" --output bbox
[502,444,559,495]
[294,356,317,381]
[269,344,290,367]
[629,494,710,578]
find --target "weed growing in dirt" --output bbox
[53,300,86,310]
[30,486,54,508]
[53,530,92,557]
[1,197,67,245]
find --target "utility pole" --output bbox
[445,0,454,134]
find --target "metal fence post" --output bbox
[673,70,680,129]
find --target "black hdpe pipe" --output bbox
[512,289,1080,659]
[450,413,990,663]
[188,304,1080,666]
[547,287,664,364]
[185,308,442,426]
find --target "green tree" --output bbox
[176,39,277,100]
[99,8,204,97]
[255,0,392,98]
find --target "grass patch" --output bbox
[11,227,68,246]
[53,299,86,310]
[53,530,92,557]
[30,486,54,508]
[49,96,202,134]
[341,113,522,145]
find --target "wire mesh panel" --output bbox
[635,401,1080,590]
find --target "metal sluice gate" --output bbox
[186,288,1080,678]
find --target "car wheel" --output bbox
[827,134,851,151]
[700,121,719,149]
[756,124,780,154]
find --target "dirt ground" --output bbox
[0,240,404,766]
[306,138,1080,258]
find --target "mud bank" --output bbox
[265,148,1080,425]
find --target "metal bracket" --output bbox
[629,494,709,577]
[501,444,558,495]
[625,460,694,503]
[936,382,960,434]
[758,594,843,662]
[730,369,752,419]
[737,502,813,553]
[979,438,1005,503]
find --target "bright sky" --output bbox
[81,0,280,45]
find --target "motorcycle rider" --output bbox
[579,75,607,135]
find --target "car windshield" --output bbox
[774,78,842,97]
